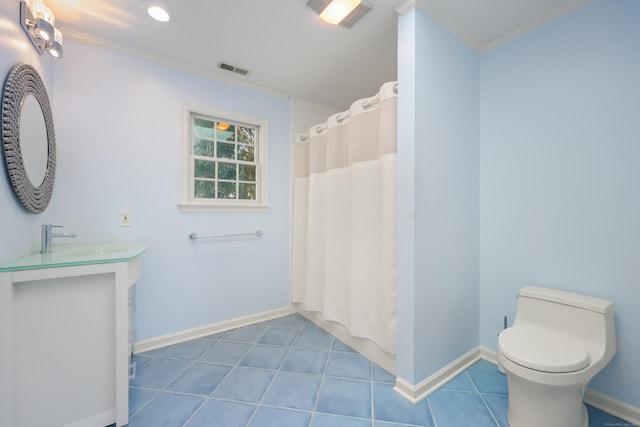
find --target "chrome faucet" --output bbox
[41,224,77,253]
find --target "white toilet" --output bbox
[497,285,616,427]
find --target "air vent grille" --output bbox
[218,62,250,76]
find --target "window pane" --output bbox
[239,164,256,182]
[217,142,235,159]
[238,144,255,162]
[194,159,215,178]
[218,182,236,199]
[193,118,215,138]
[194,180,215,199]
[216,123,236,141]
[218,162,236,180]
[239,183,256,200]
[194,138,215,157]
[238,126,255,145]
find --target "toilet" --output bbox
[497,285,616,427]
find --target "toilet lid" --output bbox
[499,326,590,373]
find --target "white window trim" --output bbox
[179,104,269,212]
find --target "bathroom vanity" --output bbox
[0,242,146,427]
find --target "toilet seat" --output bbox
[499,325,590,373]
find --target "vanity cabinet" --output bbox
[0,243,145,427]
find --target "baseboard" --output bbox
[295,304,397,375]
[394,346,483,403]
[584,389,640,426]
[482,347,640,426]
[133,305,295,354]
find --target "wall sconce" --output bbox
[20,0,63,58]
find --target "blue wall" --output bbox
[479,0,640,406]
[397,8,480,385]
[48,40,292,341]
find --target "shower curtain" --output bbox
[291,81,398,354]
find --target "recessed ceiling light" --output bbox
[319,0,360,25]
[147,6,170,22]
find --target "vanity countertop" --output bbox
[0,242,147,272]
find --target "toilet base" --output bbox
[505,373,588,427]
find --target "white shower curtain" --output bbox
[291,81,398,354]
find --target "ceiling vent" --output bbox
[306,0,372,28]
[218,62,251,76]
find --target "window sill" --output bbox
[178,202,270,213]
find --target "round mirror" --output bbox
[20,94,48,187]
[1,63,56,213]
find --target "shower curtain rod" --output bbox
[298,83,397,142]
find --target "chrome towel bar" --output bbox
[188,230,263,240]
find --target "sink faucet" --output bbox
[41,224,77,253]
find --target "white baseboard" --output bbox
[394,346,483,403]
[585,389,640,426]
[482,347,640,426]
[133,305,295,354]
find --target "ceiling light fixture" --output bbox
[320,0,360,25]
[19,0,63,58]
[306,0,372,28]
[147,5,170,22]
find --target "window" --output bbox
[179,106,268,212]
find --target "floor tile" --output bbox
[441,372,476,392]
[139,347,167,357]
[466,359,508,395]
[239,344,289,369]
[129,320,629,427]
[128,392,203,427]
[294,329,334,350]
[132,354,155,371]
[483,394,508,427]
[158,339,215,360]
[326,351,371,380]
[429,389,498,427]
[130,358,192,390]
[212,366,276,403]
[165,362,231,396]
[316,377,372,419]
[332,339,357,353]
[185,399,256,427]
[281,348,329,375]
[129,387,156,417]
[204,331,228,340]
[271,314,307,329]
[224,325,269,343]
[373,382,433,426]
[259,327,299,346]
[311,413,371,427]
[262,371,323,411]
[199,341,252,365]
[372,364,395,383]
[249,406,312,427]
[374,422,417,427]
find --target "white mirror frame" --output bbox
[1,63,56,214]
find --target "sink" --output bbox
[0,241,146,272]
[54,242,133,256]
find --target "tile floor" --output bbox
[128,313,633,427]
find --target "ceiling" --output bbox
[50,0,592,110]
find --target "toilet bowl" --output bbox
[497,285,616,427]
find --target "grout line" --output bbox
[465,372,501,427]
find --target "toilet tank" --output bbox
[513,286,616,361]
